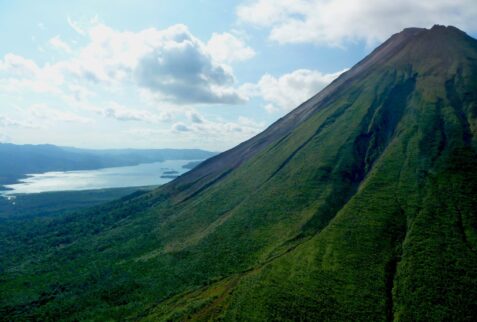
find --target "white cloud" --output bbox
[242,68,346,112]
[172,122,191,132]
[2,21,250,104]
[187,111,205,124]
[173,112,264,137]
[0,132,12,143]
[126,114,265,150]
[0,115,36,128]
[0,53,39,77]
[150,110,265,149]
[237,0,477,46]
[0,19,262,150]
[126,111,265,150]
[101,102,171,123]
[0,53,63,94]
[49,35,72,53]
[207,32,255,63]
[102,104,150,122]
[67,84,94,102]
[132,26,244,104]
[27,104,92,124]
[48,22,247,104]
[67,16,86,35]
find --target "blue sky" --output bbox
[1,0,476,151]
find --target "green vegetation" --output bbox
[0,186,156,219]
[1,25,476,321]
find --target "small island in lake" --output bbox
[182,161,202,170]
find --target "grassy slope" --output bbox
[1,26,476,321]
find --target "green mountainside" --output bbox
[1,25,477,321]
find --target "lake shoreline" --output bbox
[1,160,202,196]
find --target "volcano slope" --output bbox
[1,25,477,321]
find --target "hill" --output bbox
[1,25,476,321]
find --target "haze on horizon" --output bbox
[1,0,476,151]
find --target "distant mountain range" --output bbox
[1,25,477,320]
[0,143,215,186]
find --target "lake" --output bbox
[1,160,200,195]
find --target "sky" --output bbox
[1,0,476,151]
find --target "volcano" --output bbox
[1,25,477,321]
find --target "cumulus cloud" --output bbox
[55,23,247,104]
[237,0,477,46]
[134,29,244,104]
[0,19,262,149]
[243,68,346,112]
[1,21,250,105]
[207,32,255,63]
